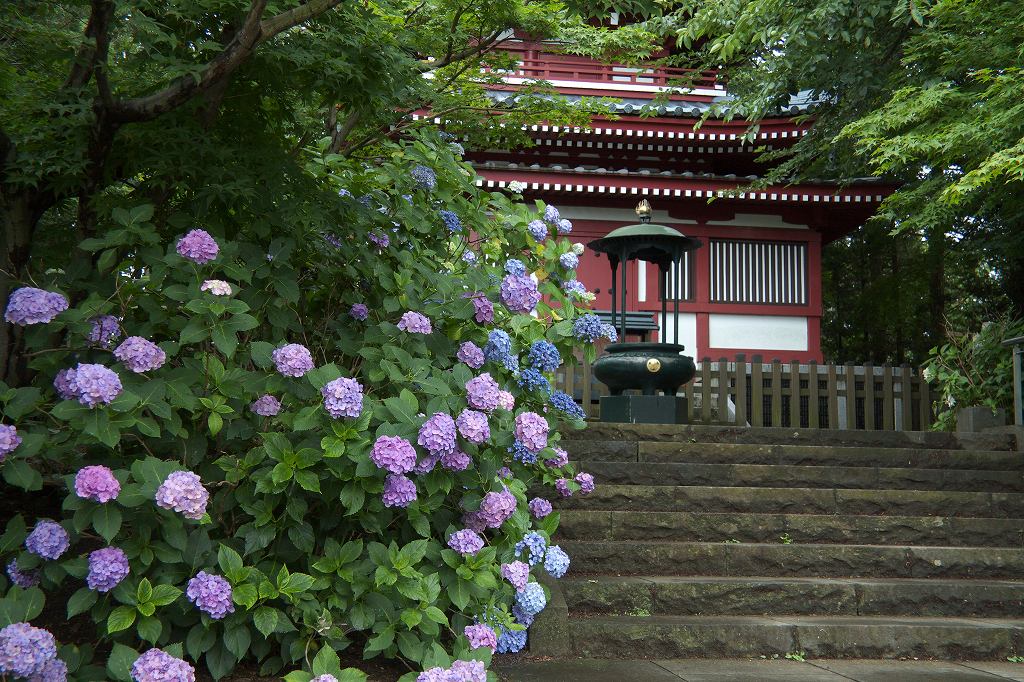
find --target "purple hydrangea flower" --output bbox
[544,545,570,578]
[87,315,121,348]
[545,446,569,468]
[448,660,486,682]
[6,559,39,588]
[497,626,527,654]
[497,466,512,479]
[527,340,561,372]
[418,413,457,456]
[573,313,603,343]
[514,412,549,453]
[4,287,68,325]
[0,622,58,678]
[455,409,489,444]
[527,220,548,241]
[576,472,595,494]
[0,424,21,461]
[456,342,485,369]
[68,363,122,407]
[323,233,343,248]
[53,368,76,400]
[559,252,579,269]
[501,561,530,591]
[31,657,68,682]
[397,311,432,334]
[250,395,281,417]
[556,477,572,498]
[557,218,573,234]
[440,449,471,471]
[477,488,516,528]
[413,452,439,475]
[74,465,120,502]
[382,473,417,508]
[500,274,541,314]
[113,337,166,373]
[176,229,219,264]
[272,343,314,377]
[369,232,390,249]
[448,529,484,555]
[321,377,363,419]
[87,547,130,592]
[131,648,196,682]
[187,571,234,619]
[25,521,69,560]
[200,279,232,296]
[563,279,588,299]
[543,205,560,223]
[462,510,486,532]
[550,390,586,420]
[528,497,552,519]
[505,259,526,277]
[514,532,546,566]
[349,303,369,320]
[464,624,497,652]
[155,471,209,520]
[371,435,417,474]
[466,373,501,411]
[462,292,493,324]
[411,165,437,190]
[418,669,448,682]
[515,582,547,616]
[439,210,462,232]
[497,390,515,411]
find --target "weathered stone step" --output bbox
[565,423,1019,452]
[565,440,1024,471]
[562,540,1024,578]
[562,576,1024,618]
[574,460,1024,492]
[561,484,1024,518]
[558,510,1024,548]
[536,613,1024,660]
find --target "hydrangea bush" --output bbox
[0,133,599,681]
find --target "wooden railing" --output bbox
[555,354,935,431]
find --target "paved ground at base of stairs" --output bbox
[495,658,1024,681]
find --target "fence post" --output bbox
[827,363,838,429]
[718,358,730,424]
[1001,336,1024,427]
[735,354,748,427]
[771,359,783,428]
[882,364,895,430]
[864,362,876,431]
[789,360,801,428]
[581,354,592,419]
[918,366,933,430]
[900,363,914,431]
[701,358,713,424]
[844,362,857,430]
[684,371,695,423]
[751,355,764,428]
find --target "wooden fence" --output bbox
[554,354,935,431]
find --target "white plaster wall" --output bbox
[709,314,808,351]
[659,312,698,354]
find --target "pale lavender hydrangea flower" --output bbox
[576,472,595,494]
[529,498,552,518]
[448,529,484,555]
[465,373,500,411]
[464,624,497,652]
[413,453,439,475]
[6,560,39,588]
[514,412,549,453]
[187,571,234,619]
[557,218,573,234]
[4,287,68,325]
[477,488,516,528]
[200,279,232,296]
[544,545,570,578]
[0,424,21,461]
[68,363,122,407]
[448,660,486,682]
[563,279,588,299]
[311,676,339,682]
[545,447,569,468]
[440,449,471,471]
[497,466,512,479]
[543,205,560,223]
[527,220,547,241]
[74,465,120,502]
[250,395,281,417]
[321,377,363,418]
[131,648,196,682]
[87,315,121,348]
[25,521,69,560]
[53,368,76,400]
[497,390,515,411]
[500,274,541,314]
[176,229,219,264]
[113,337,166,373]
[501,561,530,591]
[556,478,572,497]
[349,303,369,320]
[382,474,417,508]
[397,311,432,334]
[418,413,457,456]
[457,342,484,369]
[29,657,68,682]
[455,409,489,444]
[0,622,58,678]
[559,252,579,270]
[155,471,209,520]
[272,343,314,377]
[371,436,417,474]
[87,547,129,592]
[462,250,478,265]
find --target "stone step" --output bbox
[565,423,1019,452]
[536,613,1024,660]
[557,510,1024,548]
[562,540,1024,578]
[560,484,1024,518]
[574,460,1024,492]
[564,440,1024,471]
[561,576,1024,618]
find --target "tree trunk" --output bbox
[926,224,947,346]
[0,192,42,386]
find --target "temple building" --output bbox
[461,34,890,363]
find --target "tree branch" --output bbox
[416,30,506,73]
[63,0,111,90]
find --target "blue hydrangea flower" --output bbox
[527,340,561,372]
[559,252,579,270]
[439,210,462,232]
[514,532,547,566]
[504,259,526,276]
[484,330,518,371]
[411,165,436,190]
[573,314,603,343]
[496,626,528,654]
[563,279,588,299]
[600,323,618,342]
[462,250,478,265]
[515,582,547,616]
[527,220,547,241]
[550,390,586,420]
[517,368,551,395]
[509,439,537,465]
[543,205,560,224]
[544,545,570,578]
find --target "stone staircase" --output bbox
[531,424,1024,661]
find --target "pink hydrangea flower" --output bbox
[74,465,121,503]
[371,435,417,474]
[514,411,549,453]
[397,311,432,334]
[176,229,219,264]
